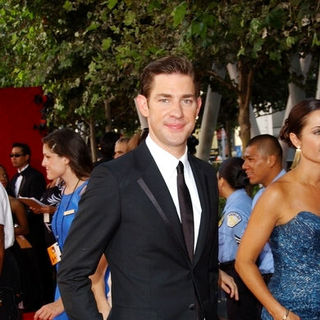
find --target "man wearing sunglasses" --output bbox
[9,142,46,200]
[8,142,47,312]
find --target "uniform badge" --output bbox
[227,212,241,228]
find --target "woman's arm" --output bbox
[10,197,29,235]
[235,186,299,320]
[90,254,111,320]
[29,205,57,214]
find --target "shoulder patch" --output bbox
[226,212,242,228]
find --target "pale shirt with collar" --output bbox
[146,135,202,251]
[0,183,14,249]
[14,163,29,197]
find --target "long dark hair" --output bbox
[43,128,92,179]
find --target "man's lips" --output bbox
[165,123,185,130]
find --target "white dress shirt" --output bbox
[146,136,202,250]
[14,164,29,197]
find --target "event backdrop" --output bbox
[0,87,47,180]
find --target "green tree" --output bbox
[175,0,319,147]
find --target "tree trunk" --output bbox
[233,61,254,149]
[250,103,260,137]
[89,117,97,162]
[226,62,253,149]
[104,99,112,132]
[282,53,311,123]
[280,53,311,167]
[196,64,225,161]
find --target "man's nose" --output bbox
[170,100,183,117]
[242,161,248,170]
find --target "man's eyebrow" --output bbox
[154,93,172,98]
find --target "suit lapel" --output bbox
[189,156,210,266]
[134,143,189,260]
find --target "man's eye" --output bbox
[183,99,193,104]
[159,99,169,103]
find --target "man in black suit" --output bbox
[58,56,219,320]
[8,142,50,310]
[9,142,46,200]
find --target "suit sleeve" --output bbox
[58,164,121,320]
[29,171,46,199]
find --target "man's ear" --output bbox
[196,97,202,117]
[267,154,277,167]
[135,94,149,118]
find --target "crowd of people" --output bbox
[0,56,319,320]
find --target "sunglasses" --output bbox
[10,153,24,158]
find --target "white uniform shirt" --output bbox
[0,183,14,249]
[146,136,202,251]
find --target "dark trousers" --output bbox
[0,248,20,320]
[220,261,266,320]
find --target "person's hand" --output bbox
[218,269,239,300]
[280,309,300,320]
[30,205,56,214]
[34,299,64,320]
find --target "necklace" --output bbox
[63,179,81,212]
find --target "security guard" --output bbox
[217,157,260,320]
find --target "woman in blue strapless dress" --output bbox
[34,129,111,320]
[236,99,320,320]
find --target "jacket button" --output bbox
[188,303,195,310]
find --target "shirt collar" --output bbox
[18,164,29,174]
[146,135,189,179]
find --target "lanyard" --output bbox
[54,179,80,247]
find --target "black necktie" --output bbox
[177,161,194,261]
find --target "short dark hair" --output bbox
[99,132,120,160]
[247,134,282,161]
[43,128,92,179]
[218,157,249,189]
[280,99,320,148]
[140,56,200,98]
[0,164,9,184]
[12,142,31,156]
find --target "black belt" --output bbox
[219,260,235,272]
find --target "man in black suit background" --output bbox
[8,142,50,310]
[9,142,46,200]
[58,56,219,320]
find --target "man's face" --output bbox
[242,144,270,186]
[137,73,201,158]
[10,147,29,170]
[114,141,128,159]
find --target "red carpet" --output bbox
[23,312,35,320]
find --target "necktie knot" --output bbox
[177,161,184,175]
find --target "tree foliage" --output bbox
[1,0,319,147]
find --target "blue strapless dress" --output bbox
[261,212,320,320]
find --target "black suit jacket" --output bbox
[9,165,46,200]
[58,142,219,320]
